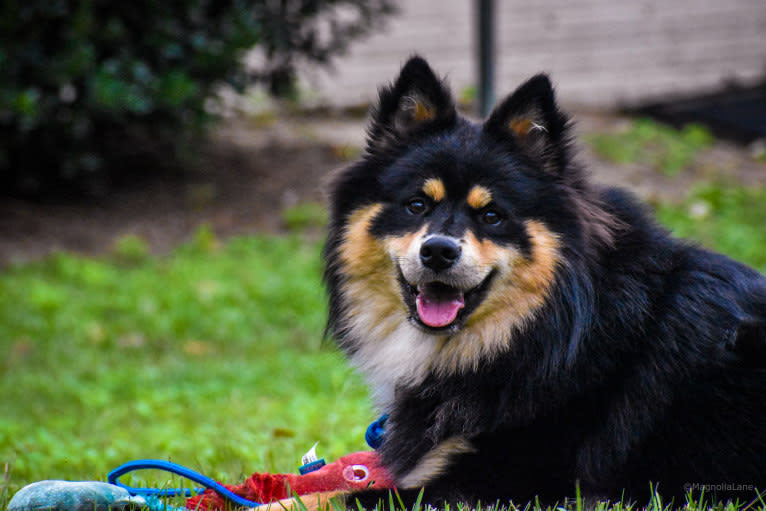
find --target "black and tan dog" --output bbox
[322,56,766,507]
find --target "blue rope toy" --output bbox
[107,459,259,508]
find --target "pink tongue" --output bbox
[416,288,465,328]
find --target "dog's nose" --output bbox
[420,236,461,271]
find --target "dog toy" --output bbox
[188,418,392,510]
[6,480,149,511]
[186,450,394,510]
[7,416,392,511]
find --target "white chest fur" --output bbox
[348,319,439,411]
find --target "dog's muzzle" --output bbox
[397,235,495,332]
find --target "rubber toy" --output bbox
[6,480,150,511]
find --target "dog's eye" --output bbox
[481,209,502,225]
[407,198,428,215]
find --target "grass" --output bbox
[655,182,766,273]
[282,202,329,232]
[587,118,714,176]
[0,226,373,501]
[1,182,765,510]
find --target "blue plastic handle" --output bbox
[365,414,388,449]
[107,459,260,508]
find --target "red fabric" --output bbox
[186,451,395,510]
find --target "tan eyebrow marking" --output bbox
[422,178,446,202]
[467,185,492,209]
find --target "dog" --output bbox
[322,56,766,508]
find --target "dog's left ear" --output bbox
[483,74,570,173]
[367,56,457,151]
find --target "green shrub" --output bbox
[0,0,396,195]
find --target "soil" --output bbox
[1,112,764,266]
[0,117,344,265]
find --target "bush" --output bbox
[0,1,396,195]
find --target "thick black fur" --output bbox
[323,56,766,507]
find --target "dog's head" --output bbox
[325,57,595,391]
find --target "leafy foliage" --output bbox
[0,0,396,195]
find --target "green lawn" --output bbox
[655,182,766,273]
[586,118,715,177]
[0,228,373,504]
[1,181,765,510]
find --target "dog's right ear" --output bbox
[483,74,571,175]
[366,56,456,151]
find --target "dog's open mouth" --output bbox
[416,282,466,328]
[398,271,496,333]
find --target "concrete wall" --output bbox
[298,0,766,110]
